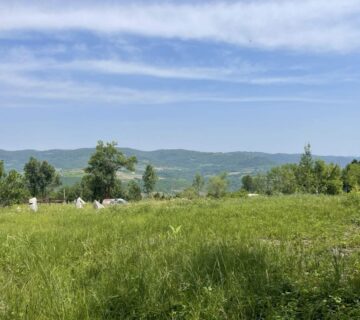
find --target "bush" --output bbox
[178,187,200,200]
[126,180,142,201]
[0,170,29,206]
[207,173,228,198]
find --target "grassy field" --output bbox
[0,196,360,319]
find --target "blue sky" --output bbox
[0,0,359,155]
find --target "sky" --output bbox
[0,0,360,155]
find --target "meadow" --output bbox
[0,195,360,319]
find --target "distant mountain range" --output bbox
[0,148,358,192]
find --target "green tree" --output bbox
[314,160,328,194]
[79,175,96,201]
[112,179,125,199]
[0,170,29,206]
[126,180,142,201]
[24,157,61,198]
[267,164,298,195]
[24,157,41,196]
[241,175,255,192]
[192,173,205,195]
[252,174,268,195]
[84,141,137,200]
[296,144,315,193]
[207,173,228,198]
[313,160,342,195]
[39,161,61,197]
[343,161,360,193]
[142,164,158,195]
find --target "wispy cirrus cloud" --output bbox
[0,52,355,86]
[0,72,341,107]
[1,0,360,52]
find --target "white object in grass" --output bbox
[75,197,86,209]
[29,197,38,212]
[93,200,105,210]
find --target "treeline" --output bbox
[0,156,62,206]
[179,173,229,199]
[241,144,360,195]
[0,141,158,206]
[1,143,360,206]
[179,144,360,199]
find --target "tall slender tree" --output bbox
[142,164,158,195]
[192,173,205,195]
[297,144,315,193]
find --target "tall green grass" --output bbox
[0,195,360,319]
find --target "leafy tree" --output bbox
[24,157,41,196]
[241,175,255,192]
[207,173,228,198]
[112,179,125,199]
[24,157,61,198]
[142,164,158,195]
[248,146,344,196]
[84,141,137,200]
[296,144,315,193]
[313,160,342,195]
[252,174,268,195]
[267,164,298,195]
[0,170,29,206]
[343,161,360,193]
[79,175,96,200]
[39,161,61,197]
[192,173,205,195]
[126,180,142,201]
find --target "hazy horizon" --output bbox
[1,145,359,158]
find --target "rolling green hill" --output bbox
[0,148,358,192]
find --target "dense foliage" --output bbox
[24,157,61,198]
[2,148,358,193]
[242,145,345,196]
[207,173,229,198]
[179,173,228,199]
[84,141,137,200]
[126,180,142,201]
[343,160,360,193]
[1,144,360,206]
[142,164,158,195]
[0,169,28,206]
[0,196,360,319]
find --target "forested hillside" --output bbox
[0,148,358,192]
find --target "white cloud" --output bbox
[0,72,340,107]
[1,1,360,52]
[0,55,353,86]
